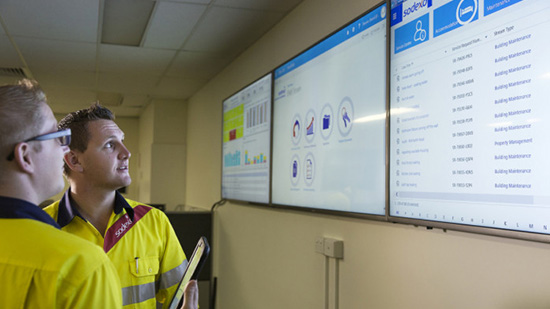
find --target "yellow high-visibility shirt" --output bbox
[0,196,122,308]
[45,190,187,309]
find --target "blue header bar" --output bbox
[274,3,386,80]
[391,0,432,26]
[485,0,523,16]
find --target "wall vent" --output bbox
[0,67,27,78]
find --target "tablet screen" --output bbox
[168,237,210,309]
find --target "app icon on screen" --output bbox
[290,154,300,186]
[293,120,300,137]
[320,103,334,141]
[323,115,330,130]
[305,109,316,143]
[337,97,354,137]
[307,117,314,135]
[291,114,302,145]
[342,107,351,127]
[304,153,315,186]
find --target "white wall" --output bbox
[139,104,154,204]
[185,0,550,308]
[139,100,187,210]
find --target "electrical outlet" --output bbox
[323,238,344,259]
[315,237,324,253]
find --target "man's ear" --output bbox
[64,151,84,173]
[13,143,34,174]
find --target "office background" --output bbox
[26,0,550,307]
[186,0,550,308]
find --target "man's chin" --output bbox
[115,178,132,191]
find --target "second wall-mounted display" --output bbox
[272,2,387,216]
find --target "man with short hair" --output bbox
[0,79,123,308]
[44,103,190,308]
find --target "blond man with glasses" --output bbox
[0,79,122,308]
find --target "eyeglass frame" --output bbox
[6,128,72,161]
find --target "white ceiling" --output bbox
[0,0,303,116]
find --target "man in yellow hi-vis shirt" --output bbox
[0,80,122,308]
[45,103,190,308]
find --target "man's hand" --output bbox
[180,280,198,309]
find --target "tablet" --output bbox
[168,236,210,309]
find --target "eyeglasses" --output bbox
[6,128,72,161]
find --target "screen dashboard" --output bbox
[271,3,387,216]
[222,74,272,204]
[389,0,550,235]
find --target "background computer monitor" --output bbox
[271,2,387,217]
[221,73,272,204]
[389,0,550,242]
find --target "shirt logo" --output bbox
[115,216,133,238]
[104,205,152,253]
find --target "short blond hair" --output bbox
[0,79,47,159]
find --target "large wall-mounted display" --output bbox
[389,0,550,239]
[222,74,272,203]
[272,2,387,216]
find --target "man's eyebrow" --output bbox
[102,135,119,143]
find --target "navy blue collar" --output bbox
[0,196,61,229]
[57,189,135,228]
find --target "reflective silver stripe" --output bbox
[122,282,156,306]
[157,301,164,309]
[159,260,188,290]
